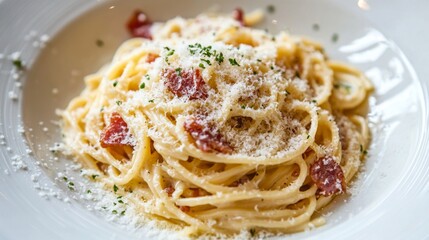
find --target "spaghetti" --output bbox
[61,11,372,237]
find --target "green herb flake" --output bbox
[96,39,104,47]
[257,59,262,62]
[166,49,175,56]
[144,74,150,80]
[148,99,154,103]
[112,210,118,214]
[113,81,118,87]
[118,199,124,204]
[249,228,256,237]
[331,33,339,43]
[312,24,320,31]
[199,63,206,69]
[62,177,68,181]
[267,5,275,13]
[139,82,146,89]
[91,174,98,180]
[215,52,224,64]
[164,48,175,64]
[100,106,104,112]
[120,210,126,215]
[113,184,118,193]
[307,135,310,139]
[229,58,240,66]
[175,67,182,76]
[241,105,246,109]
[201,58,211,66]
[116,100,122,106]
[87,190,92,194]
[68,182,74,186]
[312,100,317,103]
[12,59,24,70]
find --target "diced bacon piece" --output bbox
[146,53,159,63]
[190,188,206,197]
[164,68,208,100]
[127,10,153,39]
[164,186,175,197]
[310,156,346,196]
[100,112,134,148]
[179,206,190,212]
[184,116,233,154]
[232,8,245,26]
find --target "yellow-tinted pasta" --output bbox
[61,12,372,237]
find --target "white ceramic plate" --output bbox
[1,0,429,239]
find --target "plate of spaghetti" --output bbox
[0,0,428,239]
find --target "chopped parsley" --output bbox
[312,24,320,31]
[307,135,310,139]
[113,184,118,193]
[164,47,175,64]
[112,210,118,214]
[116,100,122,106]
[311,100,317,103]
[145,74,150,80]
[118,199,124,204]
[199,63,205,69]
[12,59,24,70]
[139,82,146,89]
[166,49,175,56]
[331,33,339,43]
[188,43,224,65]
[249,228,256,237]
[241,105,246,109]
[200,58,212,66]
[113,81,118,87]
[148,99,154,103]
[96,39,104,47]
[120,210,126,215]
[256,59,262,62]
[100,106,104,112]
[64,179,75,191]
[215,52,224,64]
[175,67,182,76]
[91,174,98,180]
[267,5,275,13]
[86,190,92,194]
[360,144,368,155]
[229,58,240,66]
